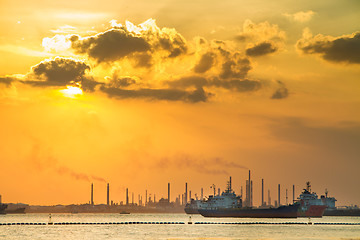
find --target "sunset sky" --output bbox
[0,0,359,207]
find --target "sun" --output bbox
[60,86,83,98]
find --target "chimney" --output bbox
[261,179,264,206]
[126,188,129,205]
[201,188,203,200]
[185,183,188,204]
[91,183,94,205]
[168,183,170,203]
[278,184,281,206]
[107,183,109,206]
[293,185,295,203]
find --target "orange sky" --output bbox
[0,0,359,206]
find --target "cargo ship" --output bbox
[197,177,299,218]
[297,182,327,217]
[320,189,360,216]
[184,199,202,214]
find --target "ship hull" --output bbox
[184,207,199,214]
[198,204,299,218]
[298,205,327,217]
[324,208,360,216]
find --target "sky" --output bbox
[0,0,359,206]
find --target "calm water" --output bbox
[0,213,359,240]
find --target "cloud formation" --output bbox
[246,42,278,57]
[271,81,289,99]
[296,29,360,64]
[26,57,91,87]
[0,77,14,87]
[283,11,315,23]
[235,19,286,43]
[100,85,209,103]
[70,19,187,65]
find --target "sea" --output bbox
[0,213,359,240]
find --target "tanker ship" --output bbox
[297,182,327,217]
[197,177,299,218]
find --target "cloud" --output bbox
[100,85,209,103]
[194,52,216,73]
[271,81,289,99]
[69,19,188,65]
[235,19,286,43]
[283,11,315,23]
[154,154,248,175]
[246,41,278,57]
[220,56,252,79]
[167,76,261,93]
[0,77,14,87]
[23,57,99,91]
[296,30,360,64]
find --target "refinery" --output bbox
[1,170,359,216]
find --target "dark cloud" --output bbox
[69,20,188,65]
[211,78,261,92]
[167,76,261,92]
[16,57,100,91]
[107,76,137,88]
[0,77,14,87]
[100,85,209,103]
[26,57,91,87]
[271,81,289,99]
[194,52,216,73]
[220,57,252,79]
[297,31,360,64]
[246,42,278,57]
[71,30,151,63]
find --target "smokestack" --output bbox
[293,185,295,203]
[201,188,203,200]
[91,183,94,205]
[189,190,192,200]
[286,189,288,205]
[146,190,147,205]
[126,188,129,205]
[168,183,170,203]
[229,176,232,190]
[250,180,253,207]
[278,184,280,206]
[185,183,188,204]
[268,189,271,206]
[132,192,134,204]
[261,179,264,206]
[107,183,109,206]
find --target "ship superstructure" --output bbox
[297,182,327,217]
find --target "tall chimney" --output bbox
[201,188,203,200]
[146,190,147,205]
[107,183,109,206]
[91,183,94,205]
[229,176,232,190]
[261,179,264,206]
[126,188,129,205]
[293,185,295,203]
[250,180,253,207]
[278,184,281,206]
[168,183,170,203]
[185,183,188,204]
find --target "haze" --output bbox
[0,0,359,207]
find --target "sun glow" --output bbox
[60,86,83,98]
